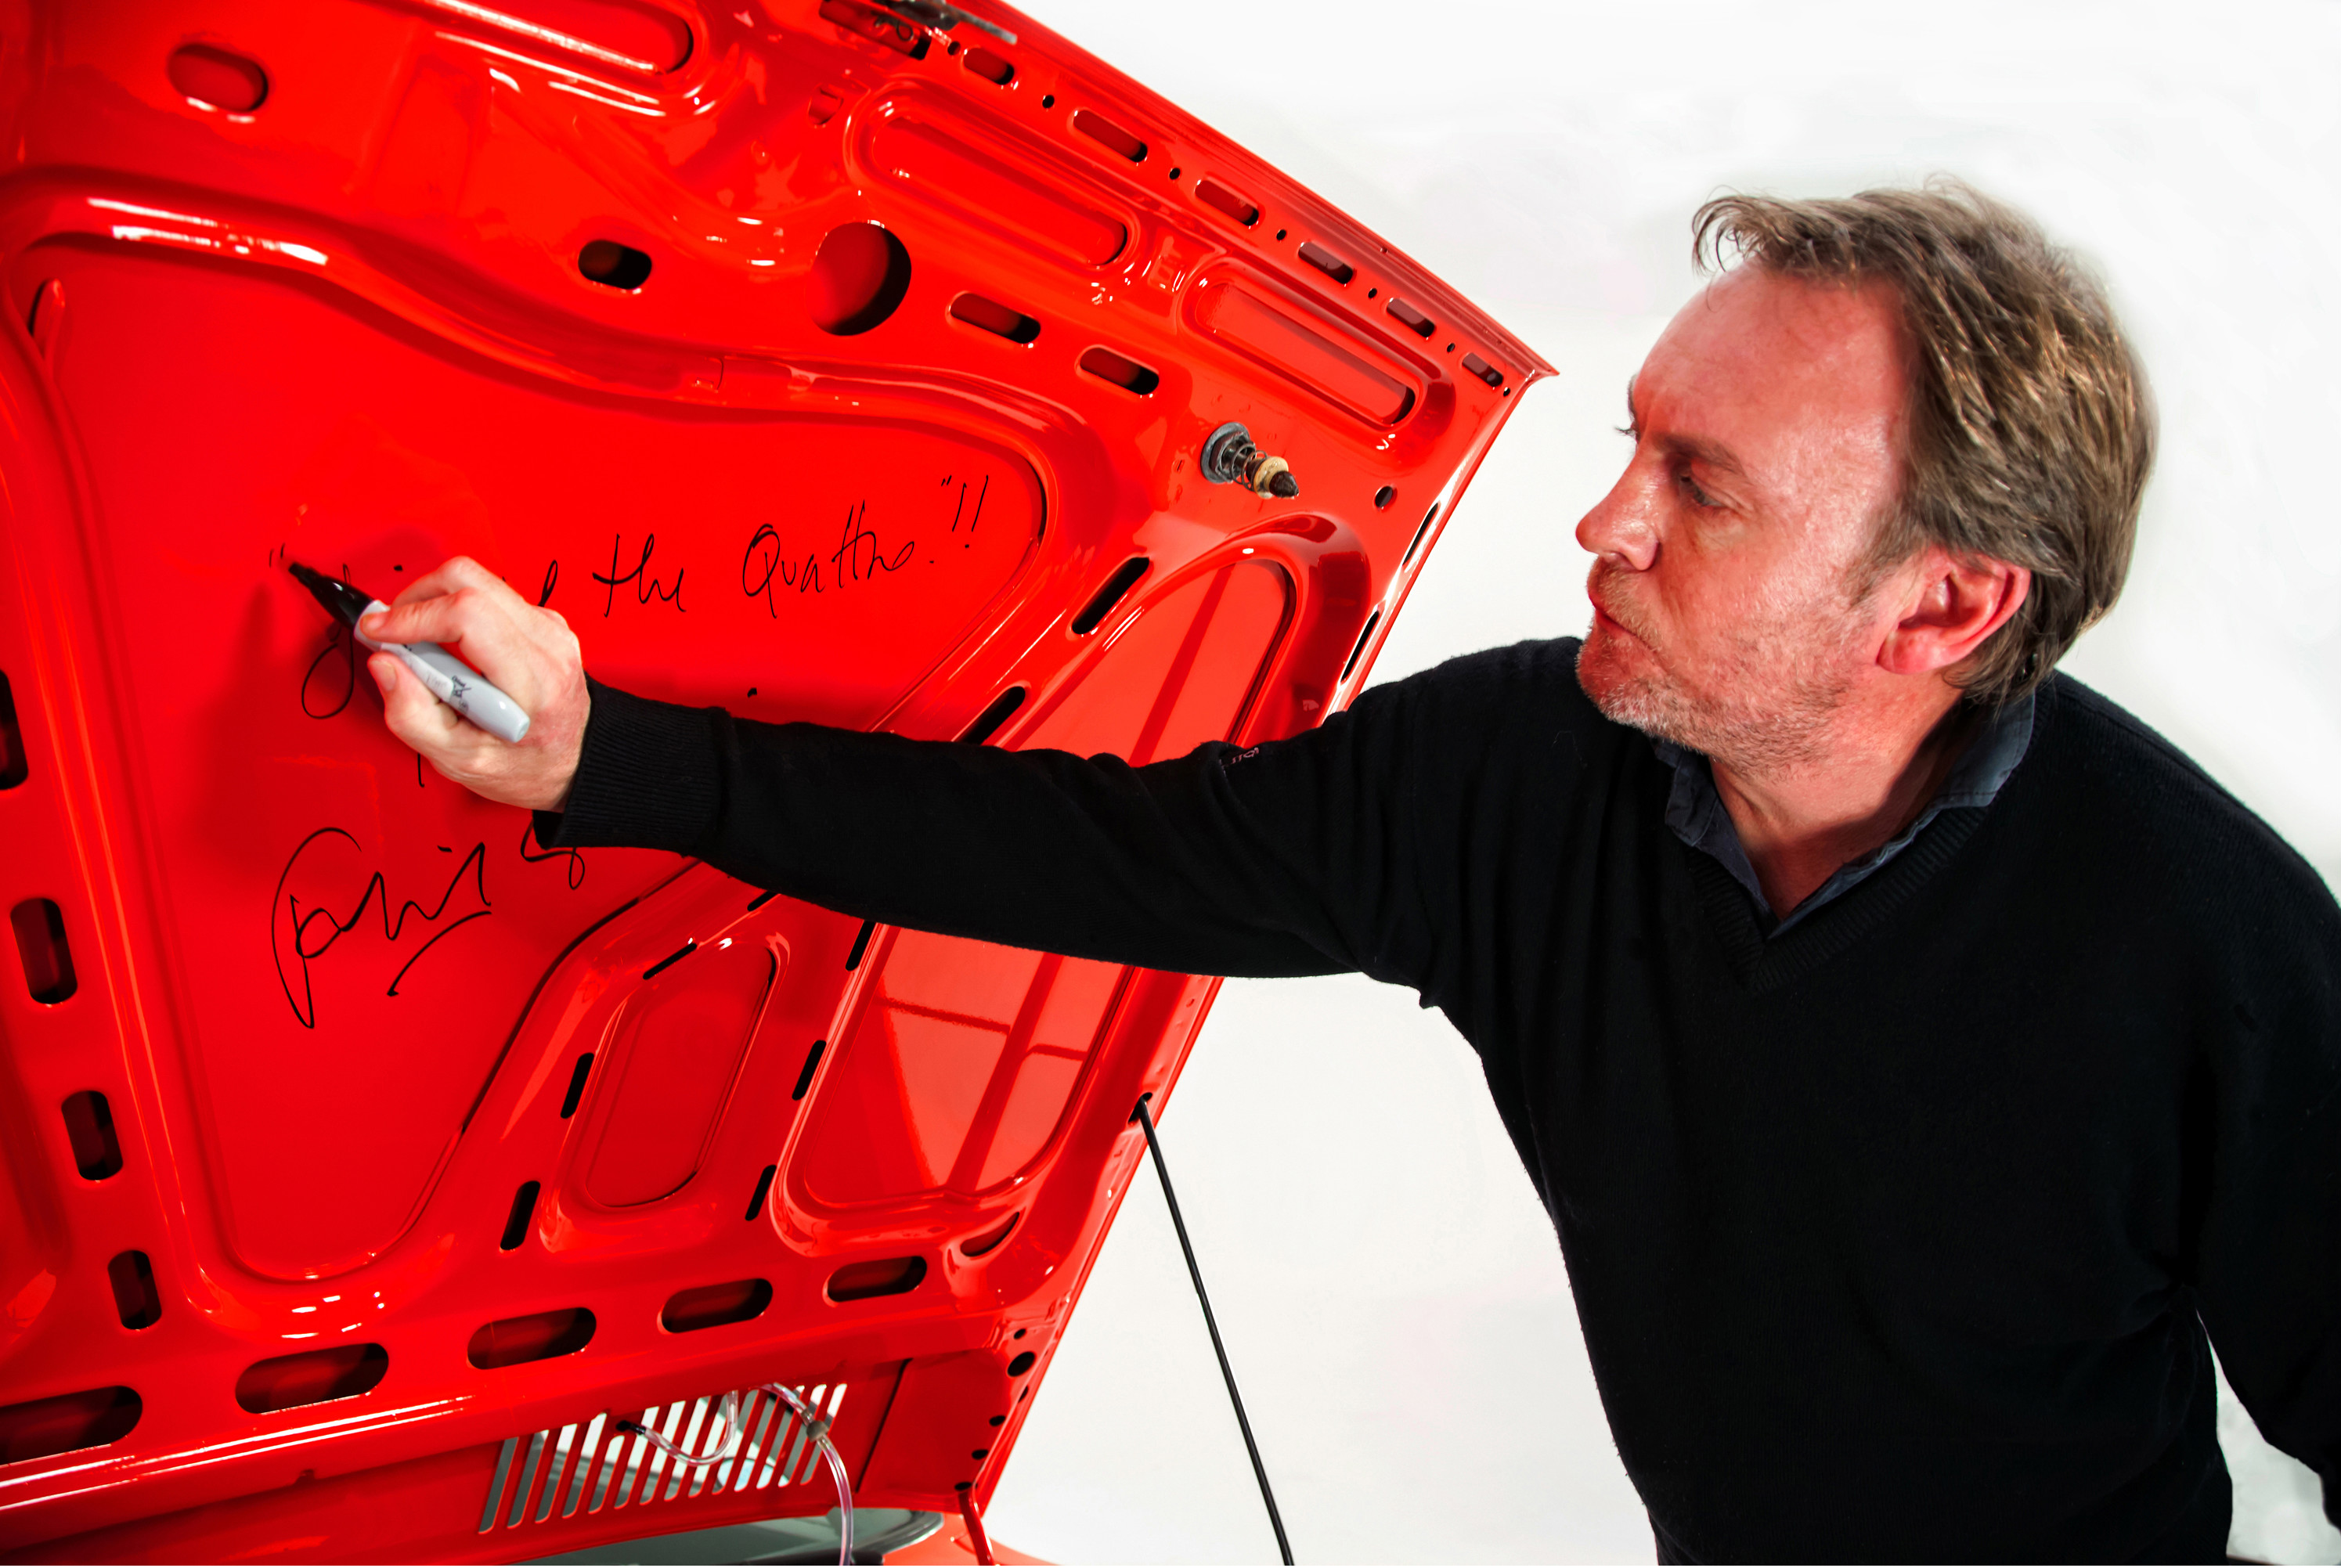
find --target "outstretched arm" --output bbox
[365,557,1439,983]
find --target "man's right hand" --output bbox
[360,556,590,813]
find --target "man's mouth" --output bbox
[1586,574,1650,648]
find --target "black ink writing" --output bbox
[299,559,361,720]
[743,523,815,615]
[270,827,491,1029]
[301,622,357,719]
[950,474,989,534]
[538,559,560,607]
[831,501,915,584]
[741,502,916,617]
[594,532,685,618]
[519,816,586,891]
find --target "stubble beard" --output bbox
[1575,562,1871,773]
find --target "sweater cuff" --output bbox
[534,676,721,854]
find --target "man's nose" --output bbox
[1576,467,1659,571]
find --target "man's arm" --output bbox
[2192,861,2341,1530]
[539,678,1435,979]
[363,556,1443,984]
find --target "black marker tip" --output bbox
[287,561,372,629]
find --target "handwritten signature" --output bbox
[270,827,491,1029]
[519,816,586,891]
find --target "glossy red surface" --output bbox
[0,0,1548,1557]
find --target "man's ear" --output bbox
[1877,549,2029,678]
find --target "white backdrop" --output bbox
[983,2,2341,1561]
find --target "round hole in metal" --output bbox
[809,222,912,335]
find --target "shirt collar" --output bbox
[1653,690,2036,935]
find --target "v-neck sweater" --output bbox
[543,636,2341,1563]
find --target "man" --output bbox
[361,185,2339,1561]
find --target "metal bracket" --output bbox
[875,0,1017,44]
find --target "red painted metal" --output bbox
[0,0,1549,1558]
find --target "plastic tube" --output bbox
[619,1383,856,1566]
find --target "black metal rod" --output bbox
[1133,1095,1293,1565]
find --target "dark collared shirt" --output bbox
[1653,694,2037,936]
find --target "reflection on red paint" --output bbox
[0,0,1546,1555]
[795,560,1291,1212]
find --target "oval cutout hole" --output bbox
[1374,485,1396,510]
[1344,610,1383,679]
[1071,108,1145,161]
[958,686,1026,744]
[108,1250,161,1330]
[1386,297,1434,338]
[578,239,652,291]
[167,43,267,114]
[662,1277,774,1332]
[792,1038,827,1101]
[948,293,1040,344]
[1404,503,1438,564]
[13,899,76,1004]
[962,47,1012,85]
[60,1090,120,1181]
[1195,178,1259,227]
[558,1053,594,1118]
[0,1386,140,1464]
[826,1255,927,1302]
[1297,241,1354,285]
[745,1162,777,1220]
[1071,557,1150,635]
[1077,345,1158,396]
[499,1181,539,1252]
[1461,351,1505,388]
[810,222,911,334]
[961,1212,1019,1259]
[1006,1350,1037,1376]
[0,669,26,788]
[235,1344,388,1413]
[468,1307,596,1368]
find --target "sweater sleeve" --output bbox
[2191,846,2341,1530]
[533,672,1450,985]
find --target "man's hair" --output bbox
[1691,180,2153,704]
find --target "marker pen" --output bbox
[288,561,532,744]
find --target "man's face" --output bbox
[1574,265,1912,769]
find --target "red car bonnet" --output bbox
[0,1,1546,1557]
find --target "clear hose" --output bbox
[617,1382,854,1565]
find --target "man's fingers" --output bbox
[362,572,577,721]
[357,555,590,814]
[371,652,461,754]
[362,587,525,669]
[370,559,536,654]
[388,554,523,610]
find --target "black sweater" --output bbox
[545,638,2341,1563]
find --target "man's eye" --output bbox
[1677,472,1720,508]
